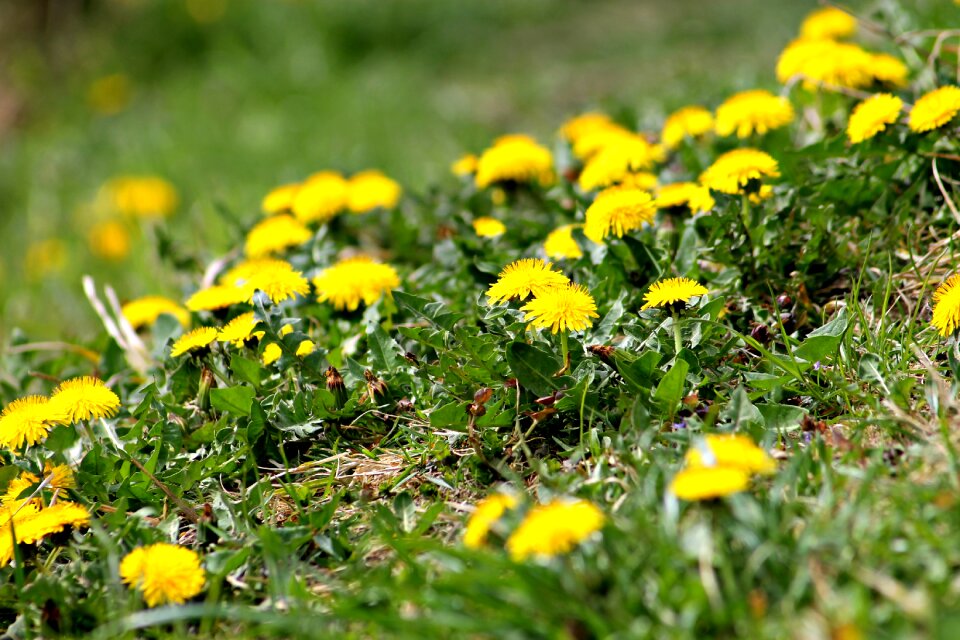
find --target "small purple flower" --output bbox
[813,361,821,371]
[672,420,687,430]
[803,432,813,443]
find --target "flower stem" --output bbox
[559,330,570,374]
[672,310,683,356]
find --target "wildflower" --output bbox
[464,493,519,549]
[560,112,616,144]
[578,134,664,192]
[715,90,794,138]
[0,397,63,451]
[776,39,875,89]
[932,274,960,337]
[700,148,779,194]
[748,185,774,204]
[661,106,714,149]
[620,172,658,190]
[543,224,583,260]
[655,182,715,214]
[185,284,250,312]
[295,340,315,357]
[88,220,131,261]
[87,73,131,115]
[521,282,599,334]
[571,123,634,160]
[867,53,908,87]
[451,153,478,177]
[104,176,178,218]
[120,543,206,607]
[347,170,402,213]
[291,171,348,224]
[669,466,751,501]
[473,217,506,238]
[583,186,657,243]
[49,377,120,423]
[244,214,312,258]
[847,93,902,143]
[170,327,218,357]
[0,502,89,567]
[262,343,283,365]
[221,259,310,304]
[313,256,400,311]
[909,86,960,133]
[505,499,604,561]
[799,7,856,41]
[217,312,261,347]
[485,258,569,304]
[474,134,554,188]
[24,239,67,279]
[641,277,708,310]
[261,183,300,215]
[43,462,76,490]
[122,296,190,329]
[686,435,776,475]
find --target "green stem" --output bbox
[672,310,683,356]
[560,330,570,372]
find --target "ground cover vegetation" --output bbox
[4,1,960,638]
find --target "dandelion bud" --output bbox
[325,366,347,408]
[197,367,216,411]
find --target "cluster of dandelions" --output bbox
[669,435,776,501]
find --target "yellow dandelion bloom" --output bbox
[295,340,315,357]
[0,397,63,451]
[715,90,794,138]
[347,170,402,213]
[451,153,478,177]
[578,134,664,192]
[686,434,776,475]
[170,327,218,357]
[662,106,715,149]
[122,296,190,329]
[49,377,120,423]
[221,259,310,304]
[291,171,348,224]
[521,282,599,334]
[2,472,39,509]
[185,284,249,312]
[262,343,283,366]
[12,502,90,545]
[464,493,519,549]
[909,86,960,133]
[641,277,708,310]
[473,217,506,238]
[571,123,634,160]
[475,134,554,188]
[867,53,908,87]
[43,462,76,490]
[120,543,206,608]
[217,312,260,347]
[313,256,401,312]
[655,182,715,214]
[560,112,616,144]
[620,172,658,191]
[932,274,960,337]
[748,184,774,205]
[700,148,780,194]
[505,499,604,561]
[584,187,657,244]
[104,176,178,218]
[543,224,583,260]
[485,258,569,304]
[799,7,856,41]
[244,214,312,258]
[669,466,751,501]
[776,39,875,90]
[847,93,902,143]
[88,220,132,261]
[261,183,300,215]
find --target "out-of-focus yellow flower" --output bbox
[88,220,131,261]
[578,134,664,192]
[670,466,751,501]
[867,54,908,87]
[87,73,132,116]
[485,258,569,304]
[661,106,714,149]
[262,343,282,365]
[295,340,315,357]
[571,122,634,160]
[799,7,856,41]
[748,185,774,205]
[347,170,402,213]
[700,148,780,194]
[104,176,178,219]
[475,134,554,188]
[655,182,715,214]
[686,434,776,475]
[584,186,656,243]
[776,39,892,90]
[0,501,89,567]
[451,153,478,177]
[313,256,400,312]
[909,86,960,133]
[292,171,348,224]
[560,112,616,144]
[24,239,67,279]
[641,277,708,310]
[847,93,902,143]
[171,327,218,357]
[472,217,506,238]
[932,273,960,337]
[505,499,604,561]
[122,296,190,329]
[543,224,583,260]
[185,284,249,312]
[43,462,76,490]
[220,258,310,304]
[120,543,206,607]
[464,493,519,549]
[521,282,599,334]
[261,183,300,215]
[244,214,312,258]
[715,90,794,138]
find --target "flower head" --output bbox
[909,86,960,133]
[49,377,120,423]
[244,214,312,258]
[217,312,261,347]
[464,493,519,549]
[88,220,131,261]
[543,224,583,260]
[120,543,206,607]
[475,135,554,188]
[641,277,708,310]
[347,170,402,213]
[103,176,178,218]
[715,90,794,138]
[185,284,250,312]
[776,39,877,90]
[686,435,776,475]
[571,123,634,160]
[560,112,616,144]
[867,54,908,87]
[313,256,400,311]
[451,153,478,177]
[520,282,599,334]
[262,343,283,366]
[0,502,89,567]
[221,259,310,304]
[669,466,751,501]
[170,327,218,357]
[261,183,300,215]
[473,217,506,238]
[662,106,715,149]
[655,182,715,214]
[799,7,856,41]
[0,396,64,451]
[847,93,902,143]
[578,134,664,192]
[700,148,779,194]
[295,340,315,357]
[485,258,569,304]
[43,462,76,490]
[932,274,960,337]
[505,499,604,561]
[291,171,348,224]
[584,187,657,243]
[122,296,190,329]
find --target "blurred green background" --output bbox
[0,0,818,339]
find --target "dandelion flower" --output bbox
[244,214,312,258]
[221,259,310,304]
[313,256,400,312]
[686,435,776,475]
[451,153,478,177]
[291,171,348,224]
[583,187,657,243]
[669,466,751,501]
[0,502,89,567]
[485,258,569,304]
[641,277,708,310]
[49,377,120,423]
[932,274,960,337]
[217,312,261,347]
[295,340,315,357]
[909,86,960,133]
[473,217,506,238]
[475,134,554,188]
[715,90,794,138]
[867,53,908,87]
[185,284,250,312]
[464,493,519,549]
[261,183,300,215]
[799,7,856,41]
[655,182,715,214]
[560,112,616,144]
[776,39,875,90]
[505,499,604,561]
[170,327,218,357]
[543,224,583,260]
[120,543,206,607]
[122,296,190,329]
[43,462,76,490]
[347,170,402,213]
[847,93,902,143]
[0,397,63,451]
[578,134,664,192]
[521,282,599,334]
[262,343,282,366]
[571,123,634,160]
[661,106,714,149]
[104,176,178,218]
[3,472,39,508]
[700,148,780,194]
[88,220,131,261]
